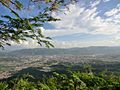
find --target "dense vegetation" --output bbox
[0,70,120,90]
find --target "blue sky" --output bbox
[1,0,120,49]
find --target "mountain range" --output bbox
[1,46,120,56]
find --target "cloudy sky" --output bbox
[1,0,120,49]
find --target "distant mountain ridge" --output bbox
[2,46,120,56]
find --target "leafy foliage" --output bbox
[0,0,76,48]
[0,71,120,90]
[0,82,8,90]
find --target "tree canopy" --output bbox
[0,0,76,49]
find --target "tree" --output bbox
[0,0,76,49]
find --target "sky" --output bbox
[1,0,120,49]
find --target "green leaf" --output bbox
[11,10,21,19]
[15,0,23,10]
[2,15,12,19]
[0,20,3,23]
[25,19,33,30]
[48,42,54,47]
[45,37,52,40]
[6,43,11,46]
[32,23,42,27]
[45,0,50,3]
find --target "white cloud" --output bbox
[90,0,101,8]
[52,39,118,48]
[11,41,39,48]
[104,4,120,17]
[10,1,120,48]
[103,0,111,2]
[43,28,88,37]
[48,3,120,36]
[42,2,120,48]
[104,8,119,17]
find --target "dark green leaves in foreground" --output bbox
[0,13,58,48]
[0,0,76,48]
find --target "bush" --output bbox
[0,71,120,90]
